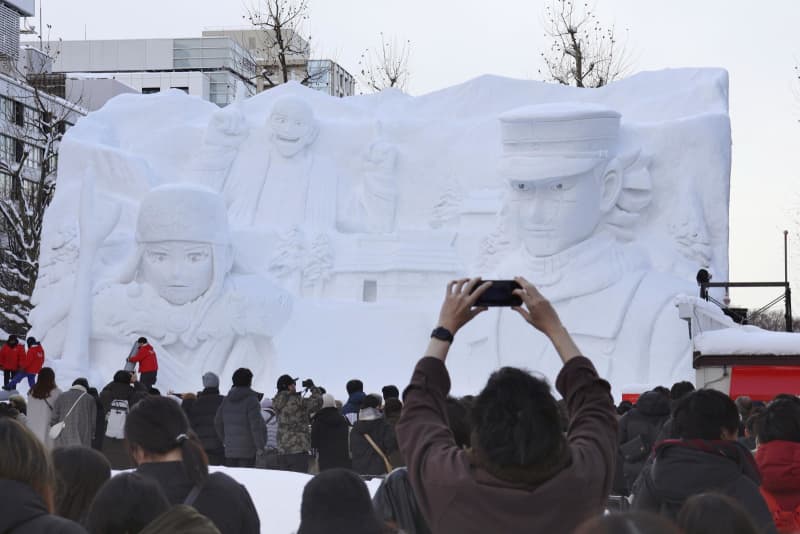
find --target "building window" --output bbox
[13,100,23,126]
[171,87,189,93]
[362,280,378,303]
[141,87,161,94]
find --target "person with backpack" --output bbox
[755,397,800,533]
[128,337,158,392]
[50,378,96,449]
[350,394,397,476]
[6,337,45,391]
[99,371,147,469]
[616,389,671,494]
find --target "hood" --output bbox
[343,391,366,410]
[648,440,759,502]
[227,386,257,403]
[314,406,348,427]
[757,440,800,494]
[635,391,671,417]
[0,480,47,531]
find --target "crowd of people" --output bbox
[0,277,799,533]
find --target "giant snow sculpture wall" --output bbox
[28,69,731,396]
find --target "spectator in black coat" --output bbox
[0,418,86,533]
[126,395,260,534]
[214,368,266,468]
[52,446,111,528]
[616,389,671,493]
[311,394,351,471]
[350,394,397,476]
[631,389,777,534]
[183,372,225,465]
[99,371,148,469]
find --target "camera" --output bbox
[301,379,314,389]
[470,280,523,307]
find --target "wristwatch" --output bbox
[430,326,454,343]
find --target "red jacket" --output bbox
[24,345,44,374]
[0,344,25,370]
[129,344,158,373]
[757,440,800,528]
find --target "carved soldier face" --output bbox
[140,241,214,305]
[511,164,620,257]
[269,97,317,158]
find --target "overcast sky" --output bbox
[27,0,800,308]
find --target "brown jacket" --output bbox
[395,356,617,534]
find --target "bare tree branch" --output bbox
[357,33,411,93]
[539,0,631,88]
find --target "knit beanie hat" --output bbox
[202,372,219,389]
[297,469,384,534]
[321,394,336,410]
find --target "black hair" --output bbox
[232,367,253,387]
[7,335,17,345]
[653,386,670,398]
[52,446,111,526]
[113,370,132,384]
[298,468,384,534]
[383,398,402,420]
[137,337,148,344]
[445,396,471,448]
[26,337,36,346]
[575,511,681,534]
[677,493,760,534]
[124,396,208,486]
[346,379,364,395]
[86,473,170,534]
[471,367,564,468]
[382,385,399,400]
[756,397,800,444]
[616,400,634,416]
[72,377,90,389]
[361,394,380,410]
[670,381,695,401]
[673,389,739,440]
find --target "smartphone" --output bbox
[471,280,523,307]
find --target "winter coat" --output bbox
[26,387,61,449]
[99,380,148,468]
[311,406,352,470]
[184,387,225,458]
[260,399,278,451]
[273,387,322,454]
[50,385,96,448]
[373,467,432,534]
[632,439,777,534]
[24,345,44,374]
[617,390,671,492]
[757,440,800,525]
[351,412,397,475]
[342,391,366,424]
[0,343,25,370]
[214,386,266,459]
[129,343,158,373]
[137,461,259,534]
[0,479,87,534]
[396,356,618,534]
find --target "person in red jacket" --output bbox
[755,396,800,533]
[0,335,25,389]
[128,337,158,391]
[6,337,44,390]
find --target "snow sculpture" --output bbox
[39,183,292,387]
[466,103,695,389]
[29,71,733,395]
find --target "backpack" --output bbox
[762,489,800,533]
[106,398,129,439]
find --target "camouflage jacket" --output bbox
[272,387,323,454]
